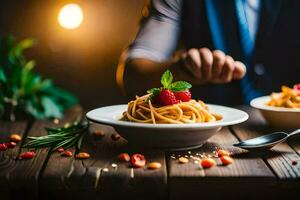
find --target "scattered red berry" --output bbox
[220,155,234,165]
[201,158,216,168]
[294,84,300,91]
[6,141,16,149]
[118,153,130,162]
[217,149,230,157]
[174,90,192,102]
[292,160,298,165]
[57,147,64,153]
[154,89,179,106]
[18,151,36,159]
[130,154,146,168]
[0,143,8,151]
[62,150,73,157]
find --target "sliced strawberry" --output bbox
[174,90,192,102]
[154,89,179,106]
[130,154,146,168]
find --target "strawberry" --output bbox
[155,89,179,106]
[294,84,300,91]
[174,90,192,102]
[147,70,192,104]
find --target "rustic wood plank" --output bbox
[38,106,83,199]
[232,107,300,180]
[288,134,300,156]
[61,123,168,200]
[6,106,82,199]
[231,107,300,198]
[168,127,276,200]
[0,121,28,199]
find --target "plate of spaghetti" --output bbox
[251,84,300,129]
[87,70,248,149]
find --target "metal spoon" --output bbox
[233,129,300,150]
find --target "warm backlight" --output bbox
[58,3,83,30]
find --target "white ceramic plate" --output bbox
[86,104,248,149]
[251,96,300,129]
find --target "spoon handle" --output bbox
[288,129,300,138]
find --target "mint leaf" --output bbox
[160,70,173,88]
[147,88,160,94]
[170,81,192,92]
[147,87,161,101]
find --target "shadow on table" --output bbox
[232,149,289,159]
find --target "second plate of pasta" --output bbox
[86,104,248,149]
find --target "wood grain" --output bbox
[61,123,168,200]
[168,127,276,200]
[231,107,300,198]
[232,107,300,179]
[5,106,82,199]
[0,121,28,199]
[38,106,83,199]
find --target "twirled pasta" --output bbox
[120,95,222,124]
[267,86,300,108]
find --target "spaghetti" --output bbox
[267,86,300,108]
[121,95,222,124]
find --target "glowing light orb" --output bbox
[58,3,83,30]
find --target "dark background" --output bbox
[0,0,145,108]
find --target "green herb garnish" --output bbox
[23,120,89,151]
[0,36,78,121]
[147,70,192,100]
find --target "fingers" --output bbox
[233,61,247,80]
[220,56,235,83]
[183,49,201,78]
[199,48,213,80]
[212,50,226,79]
[181,48,247,84]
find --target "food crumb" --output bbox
[93,130,105,137]
[148,162,162,169]
[10,134,22,142]
[103,168,109,172]
[75,152,90,159]
[111,134,121,141]
[292,160,298,165]
[178,157,189,164]
[112,163,118,168]
[53,119,59,124]
[64,123,70,128]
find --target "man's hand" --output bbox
[181,48,246,84]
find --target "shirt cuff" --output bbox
[127,48,169,63]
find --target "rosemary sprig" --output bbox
[23,119,89,151]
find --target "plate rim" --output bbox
[250,96,300,113]
[86,104,249,129]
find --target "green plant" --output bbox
[23,119,88,151]
[0,36,78,121]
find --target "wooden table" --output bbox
[0,106,299,200]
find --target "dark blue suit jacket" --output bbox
[182,0,298,105]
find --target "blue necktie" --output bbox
[235,0,262,104]
[205,0,262,104]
